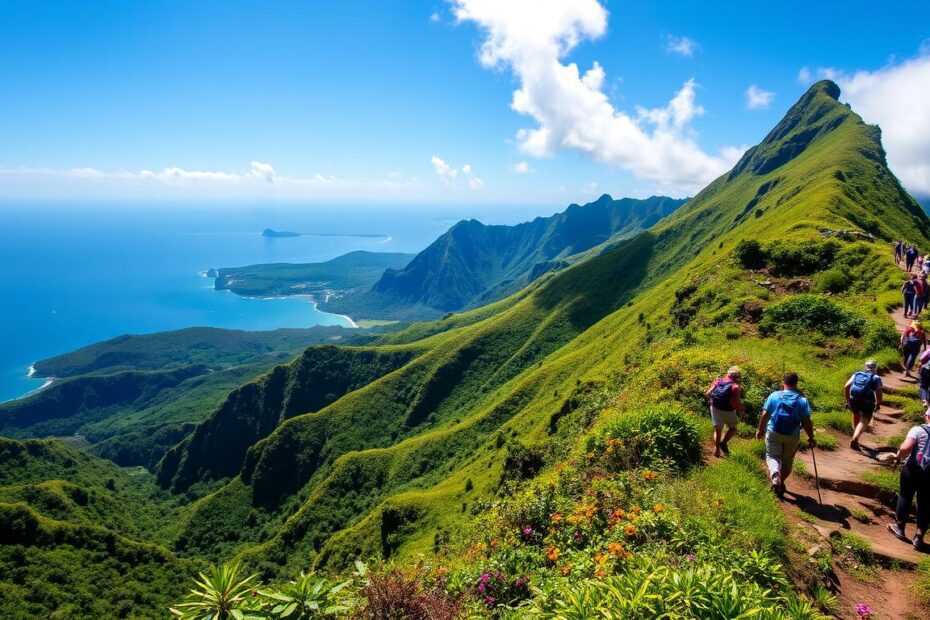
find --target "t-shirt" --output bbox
[764,389,812,437]
[906,425,930,463]
[904,280,917,295]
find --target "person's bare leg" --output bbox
[712,425,722,457]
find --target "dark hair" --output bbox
[783,372,799,387]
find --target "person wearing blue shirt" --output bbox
[756,372,815,498]
[844,360,883,451]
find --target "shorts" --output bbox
[848,398,876,422]
[710,405,738,428]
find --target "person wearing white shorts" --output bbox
[705,367,745,458]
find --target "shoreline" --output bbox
[226,290,359,329]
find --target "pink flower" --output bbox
[856,603,873,620]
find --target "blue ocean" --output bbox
[0,201,549,402]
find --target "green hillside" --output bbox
[0,326,358,468]
[154,80,928,586]
[5,80,930,617]
[211,250,415,297]
[322,194,686,320]
[0,437,194,617]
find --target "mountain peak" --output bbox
[809,79,841,101]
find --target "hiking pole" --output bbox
[810,444,825,518]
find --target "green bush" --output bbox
[863,320,901,352]
[766,239,839,277]
[813,269,850,294]
[587,409,701,472]
[759,295,865,338]
[733,239,766,270]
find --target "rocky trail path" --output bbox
[773,266,925,618]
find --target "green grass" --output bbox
[861,469,899,494]
[812,411,852,435]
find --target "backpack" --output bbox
[904,280,917,294]
[914,426,930,471]
[849,371,877,401]
[905,329,923,349]
[770,391,803,435]
[710,378,735,411]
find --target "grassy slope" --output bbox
[0,326,358,468]
[0,437,193,617]
[169,81,929,576]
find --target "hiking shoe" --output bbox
[720,442,730,456]
[914,535,925,551]
[888,523,908,542]
[850,439,860,451]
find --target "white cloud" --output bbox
[512,161,534,174]
[665,34,698,57]
[744,85,775,110]
[0,162,420,199]
[450,0,739,192]
[797,66,813,84]
[429,11,441,22]
[816,45,930,196]
[430,156,483,189]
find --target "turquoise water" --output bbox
[0,202,471,402]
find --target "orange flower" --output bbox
[560,563,572,576]
[611,508,625,520]
[547,546,561,562]
[595,568,607,579]
[594,553,606,565]
[584,505,598,518]
[607,542,625,556]
[624,525,636,537]
[551,512,563,524]
[653,504,664,513]
[643,470,658,481]
[630,506,642,517]
[490,539,500,548]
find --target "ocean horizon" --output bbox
[0,201,550,402]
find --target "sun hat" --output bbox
[865,360,878,370]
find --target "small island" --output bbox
[262,228,302,238]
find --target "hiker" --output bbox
[901,320,927,378]
[903,275,919,318]
[844,360,883,451]
[907,246,918,272]
[756,372,815,498]
[920,350,930,406]
[705,366,745,458]
[921,276,930,314]
[896,240,904,266]
[916,277,927,316]
[919,254,926,274]
[887,405,930,551]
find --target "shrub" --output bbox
[357,568,462,620]
[733,239,766,269]
[863,321,900,352]
[813,269,850,294]
[766,239,839,277]
[587,409,701,472]
[759,295,865,338]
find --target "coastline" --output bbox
[223,289,359,329]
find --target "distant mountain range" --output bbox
[322,194,687,320]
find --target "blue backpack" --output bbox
[710,378,735,411]
[849,371,878,401]
[914,426,930,471]
[770,391,802,435]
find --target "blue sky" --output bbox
[2,0,929,206]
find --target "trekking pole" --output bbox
[809,444,825,518]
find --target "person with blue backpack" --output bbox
[756,372,815,498]
[887,406,930,550]
[844,360,883,451]
[704,367,745,458]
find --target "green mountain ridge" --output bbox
[5,80,930,617]
[322,194,686,320]
[155,81,928,576]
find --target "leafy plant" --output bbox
[170,563,259,620]
[257,572,351,619]
[760,295,865,338]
